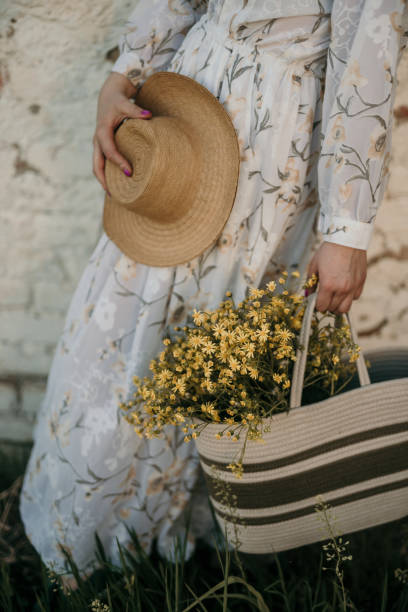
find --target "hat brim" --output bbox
[102,71,240,267]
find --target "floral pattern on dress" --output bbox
[20,0,407,577]
[317,0,408,248]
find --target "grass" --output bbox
[0,446,407,611]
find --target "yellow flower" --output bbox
[255,324,270,343]
[210,312,219,324]
[249,287,266,299]
[243,342,255,358]
[192,308,206,326]
[212,322,227,339]
[201,401,214,412]
[202,340,217,355]
[122,268,361,461]
[247,309,260,323]
[188,334,203,348]
[305,273,318,288]
[229,356,241,371]
[226,462,243,479]
[203,363,213,378]
[248,366,259,380]
[172,379,187,395]
[275,327,294,343]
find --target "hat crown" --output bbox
[105,116,201,223]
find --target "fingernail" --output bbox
[140,110,151,116]
[123,168,131,177]
[304,289,309,297]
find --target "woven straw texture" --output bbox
[195,295,408,554]
[103,71,240,267]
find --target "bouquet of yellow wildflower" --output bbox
[119,272,361,475]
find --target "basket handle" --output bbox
[289,290,371,409]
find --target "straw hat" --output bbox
[102,71,240,267]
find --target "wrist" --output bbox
[321,241,366,254]
[108,71,138,97]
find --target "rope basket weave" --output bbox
[195,292,408,554]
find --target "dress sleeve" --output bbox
[111,0,208,92]
[317,0,408,250]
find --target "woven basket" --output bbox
[195,292,408,554]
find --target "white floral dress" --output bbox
[20,0,408,576]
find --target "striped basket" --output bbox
[195,292,408,554]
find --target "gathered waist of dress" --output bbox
[196,13,332,68]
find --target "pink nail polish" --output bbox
[140,110,151,116]
[123,168,131,177]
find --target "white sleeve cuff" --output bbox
[318,214,374,250]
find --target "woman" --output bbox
[20,0,408,583]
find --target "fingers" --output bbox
[120,99,152,121]
[353,273,366,301]
[93,96,152,191]
[93,137,107,191]
[95,124,134,177]
[316,280,363,314]
[336,294,354,314]
[315,285,333,312]
[316,281,353,314]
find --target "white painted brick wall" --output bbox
[0,1,407,443]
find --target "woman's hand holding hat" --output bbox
[93,71,152,192]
